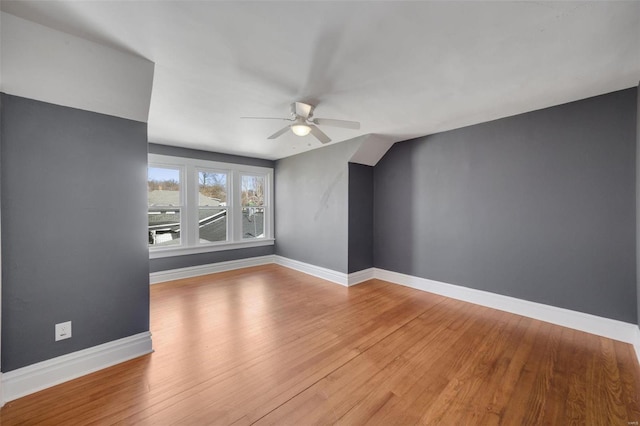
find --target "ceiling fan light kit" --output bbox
[290,118,311,136]
[241,102,360,144]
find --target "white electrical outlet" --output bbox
[55,321,72,341]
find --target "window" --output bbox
[148,154,274,258]
[241,175,266,239]
[198,170,228,243]
[148,166,183,247]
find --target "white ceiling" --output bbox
[1,1,639,160]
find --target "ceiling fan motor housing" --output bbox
[292,102,314,119]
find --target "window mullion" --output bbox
[266,171,273,240]
[231,170,241,242]
[184,165,197,247]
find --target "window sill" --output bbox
[149,238,275,259]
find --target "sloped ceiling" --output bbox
[1,1,639,160]
[1,12,154,123]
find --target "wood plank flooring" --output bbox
[1,264,639,424]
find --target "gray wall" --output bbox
[637,83,640,329]
[348,163,374,273]
[1,94,150,372]
[149,246,274,273]
[374,88,637,323]
[0,93,3,375]
[147,143,275,272]
[275,139,361,273]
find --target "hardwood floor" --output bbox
[1,264,639,424]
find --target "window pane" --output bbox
[243,207,264,239]
[241,175,265,207]
[148,208,181,246]
[148,167,180,207]
[198,171,227,206]
[199,208,227,242]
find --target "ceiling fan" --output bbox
[241,102,360,144]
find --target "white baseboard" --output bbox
[150,255,275,284]
[150,254,371,288]
[348,268,375,286]
[273,255,349,286]
[1,331,152,404]
[272,257,375,287]
[633,327,640,367]
[374,268,640,365]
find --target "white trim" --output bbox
[348,268,375,286]
[149,238,274,259]
[633,326,640,367]
[1,332,152,404]
[150,255,275,284]
[273,256,349,286]
[374,268,640,353]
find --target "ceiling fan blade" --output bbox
[312,118,360,130]
[241,116,292,120]
[308,125,331,144]
[267,125,291,139]
[292,102,314,119]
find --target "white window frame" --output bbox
[147,163,185,248]
[195,167,230,245]
[239,173,269,241]
[148,154,274,259]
